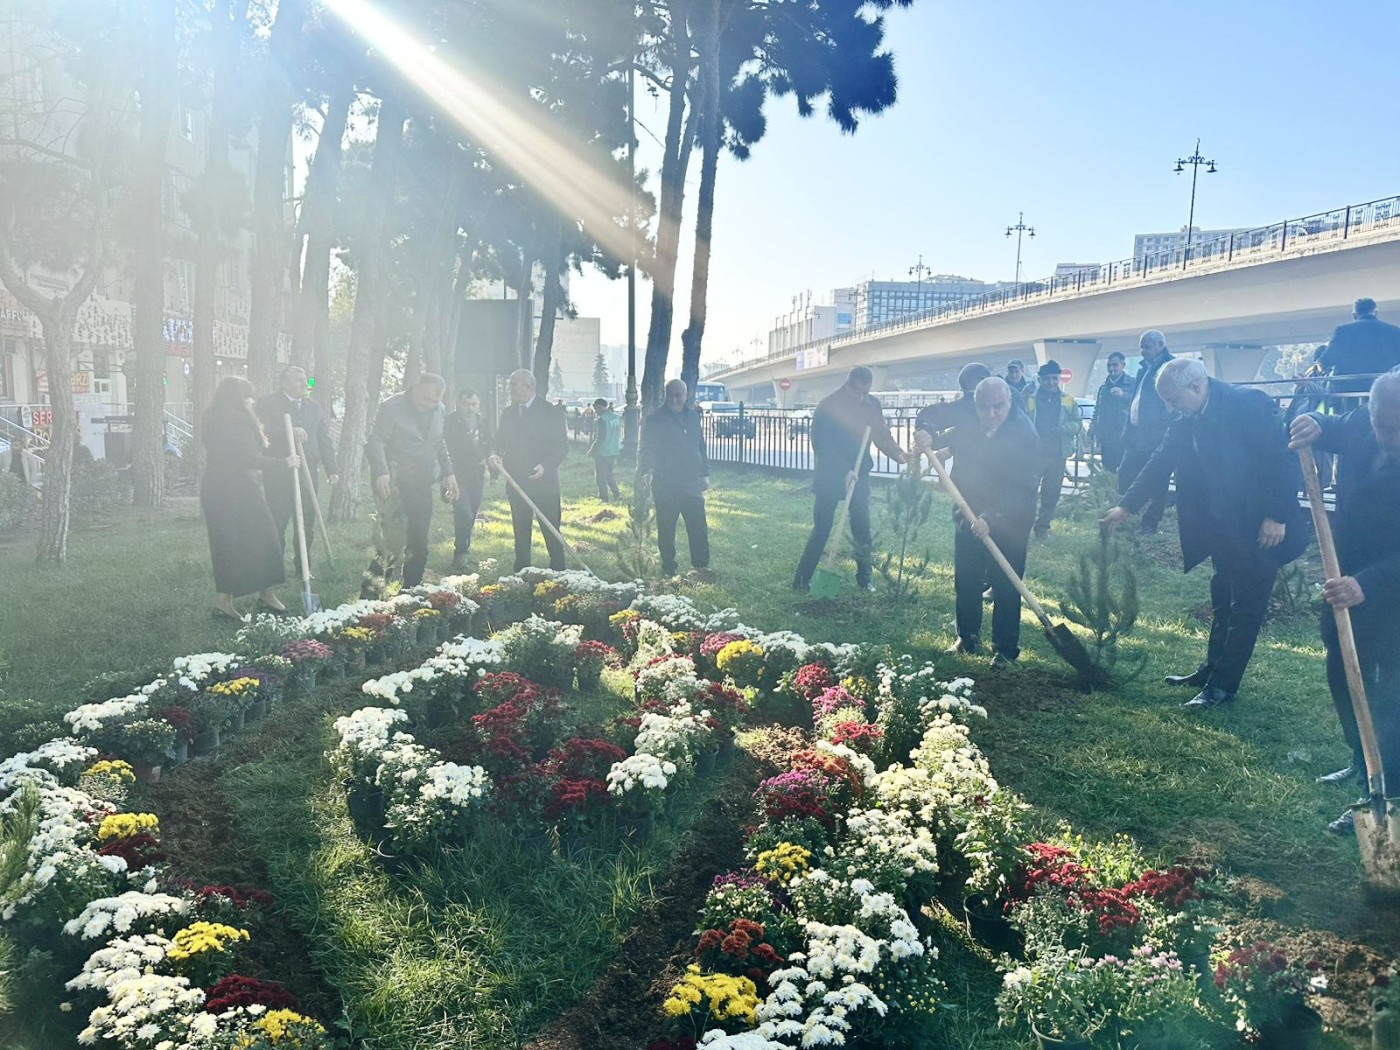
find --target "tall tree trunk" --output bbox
[678,0,722,399]
[291,84,353,393]
[130,0,177,508]
[329,94,404,523]
[37,323,78,560]
[640,3,694,413]
[533,229,565,395]
[441,247,472,395]
[247,0,307,394]
[516,260,534,370]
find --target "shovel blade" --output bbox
[809,568,842,599]
[302,584,321,615]
[1355,801,1400,890]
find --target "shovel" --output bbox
[1299,446,1400,888]
[924,448,1099,682]
[284,415,320,614]
[496,463,598,578]
[810,426,871,599]
[294,432,336,570]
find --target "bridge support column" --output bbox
[1199,344,1267,383]
[1033,339,1100,397]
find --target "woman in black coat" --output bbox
[201,376,300,619]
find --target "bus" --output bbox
[868,389,959,411]
[693,380,730,403]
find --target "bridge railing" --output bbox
[719,191,1400,378]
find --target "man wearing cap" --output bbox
[1090,351,1131,472]
[917,377,1040,667]
[913,363,991,446]
[1003,359,1034,408]
[1116,330,1175,535]
[1102,359,1305,709]
[794,366,908,593]
[1025,360,1082,538]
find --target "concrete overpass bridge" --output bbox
[714,193,1400,402]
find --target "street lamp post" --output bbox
[1173,138,1217,260]
[908,254,930,317]
[1005,212,1035,290]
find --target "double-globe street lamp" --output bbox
[1006,212,1035,291]
[1174,138,1217,260]
[908,254,931,319]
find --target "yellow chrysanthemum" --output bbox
[208,677,259,698]
[166,921,249,962]
[412,607,440,620]
[662,965,759,1026]
[246,1008,326,1044]
[96,812,159,842]
[83,760,136,784]
[754,841,810,884]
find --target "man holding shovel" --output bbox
[1102,359,1305,710]
[793,366,907,594]
[1290,370,1400,833]
[489,369,568,572]
[366,373,458,589]
[917,377,1040,667]
[640,379,710,577]
[256,365,337,576]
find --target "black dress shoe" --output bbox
[1328,808,1356,835]
[1182,687,1235,710]
[1164,668,1210,688]
[1316,764,1357,785]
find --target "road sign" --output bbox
[1060,369,1073,382]
[778,377,792,390]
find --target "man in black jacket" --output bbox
[365,372,458,588]
[1116,330,1175,535]
[443,388,491,572]
[1289,370,1400,831]
[1103,359,1306,709]
[256,365,338,575]
[640,379,710,576]
[1090,351,1131,472]
[913,363,990,444]
[489,369,568,571]
[1317,298,1400,397]
[793,366,908,593]
[919,377,1039,666]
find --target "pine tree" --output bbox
[1061,531,1144,689]
[592,353,611,397]
[550,356,565,395]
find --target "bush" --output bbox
[71,460,131,520]
[0,473,34,534]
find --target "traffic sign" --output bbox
[778,377,792,390]
[1060,369,1073,382]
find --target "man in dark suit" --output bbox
[1103,359,1306,709]
[1026,359,1082,538]
[256,365,338,574]
[488,368,568,571]
[913,363,990,445]
[1116,330,1175,535]
[366,373,458,588]
[443,388,491,572]
[639,379,710,577]
[1090,351,1131,472]
[1289,370,1400,832]
[793,366,908,593]
[918,377,1040,667]
[1317,297,1400,397]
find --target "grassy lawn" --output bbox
[0,454,1386,1047]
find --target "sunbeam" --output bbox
[324,0,636,263]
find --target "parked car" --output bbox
[704,401,756,438]
[786,407,815,439]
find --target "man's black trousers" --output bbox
[1198,555,1277,694]
[954,521,1029,658]
[508,482,565,571]
[795,478,872,586]
[1322,606,1400,776]
[654,490,709,574]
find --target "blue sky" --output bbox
[569,0,1400,370]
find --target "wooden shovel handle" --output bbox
[924,448,1054,630]
[283,414,312,587]
[1298,446,1384,795]
[497,464,596,577]
[820,426,871,572]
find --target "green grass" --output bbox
[0,456,1379,1048]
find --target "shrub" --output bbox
[0,472,33,534]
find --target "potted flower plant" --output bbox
[158,706,197,764]
[606,752,677,838]
[1213,940,1327,1048]
[573,640,617,691]
[336,626,375,672]
[281,639,332,694]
